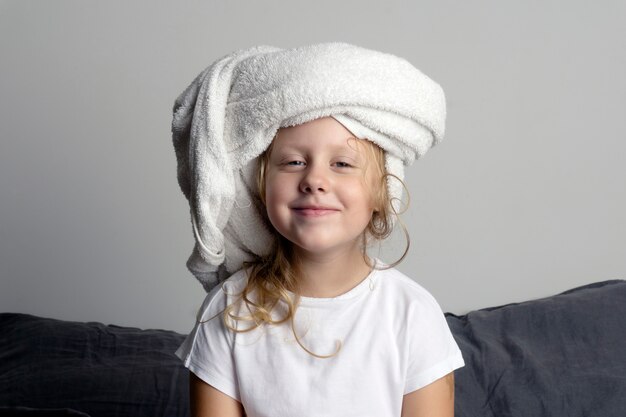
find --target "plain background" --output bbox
[1,0,624,334]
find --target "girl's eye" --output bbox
[335,161,353,168]
[286,161,305,166]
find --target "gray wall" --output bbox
[1,0,624,334]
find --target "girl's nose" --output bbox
[299,166,328,193]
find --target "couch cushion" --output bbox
[0,313,188,417]
[0,406,91,416]
[2,279,625,417]
[446,279,626,417]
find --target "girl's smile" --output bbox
[292,208,339,217]
[291,202,341,217]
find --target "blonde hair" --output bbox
[205,133,411,358]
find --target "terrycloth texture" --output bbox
[171,42,447,292]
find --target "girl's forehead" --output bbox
[273,116,357,145]
[268,116,382,160]
[271,133,362,152]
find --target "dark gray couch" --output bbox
[2,279,625,417]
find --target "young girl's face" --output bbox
[264,116,379,258]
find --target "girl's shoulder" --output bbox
[374,262,445,314]
[220,268,249,293]
[195,269,249,321]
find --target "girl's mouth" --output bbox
[293,208,339,217]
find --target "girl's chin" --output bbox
[290,240,361,258]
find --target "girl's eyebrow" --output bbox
[274,152,303,161]
[273,147,363,164]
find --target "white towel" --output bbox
[171,42,446,292]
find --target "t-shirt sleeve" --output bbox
[175,285,241,402]
[404,289,465,395]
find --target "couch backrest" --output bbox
[446,279,626,417]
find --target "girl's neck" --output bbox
[294,248,373,298]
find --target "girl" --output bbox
[172,42,465,417]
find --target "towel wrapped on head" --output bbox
[171,42,447,292]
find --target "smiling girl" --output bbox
[172,42,465,417]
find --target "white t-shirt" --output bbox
[175,258,465,417]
